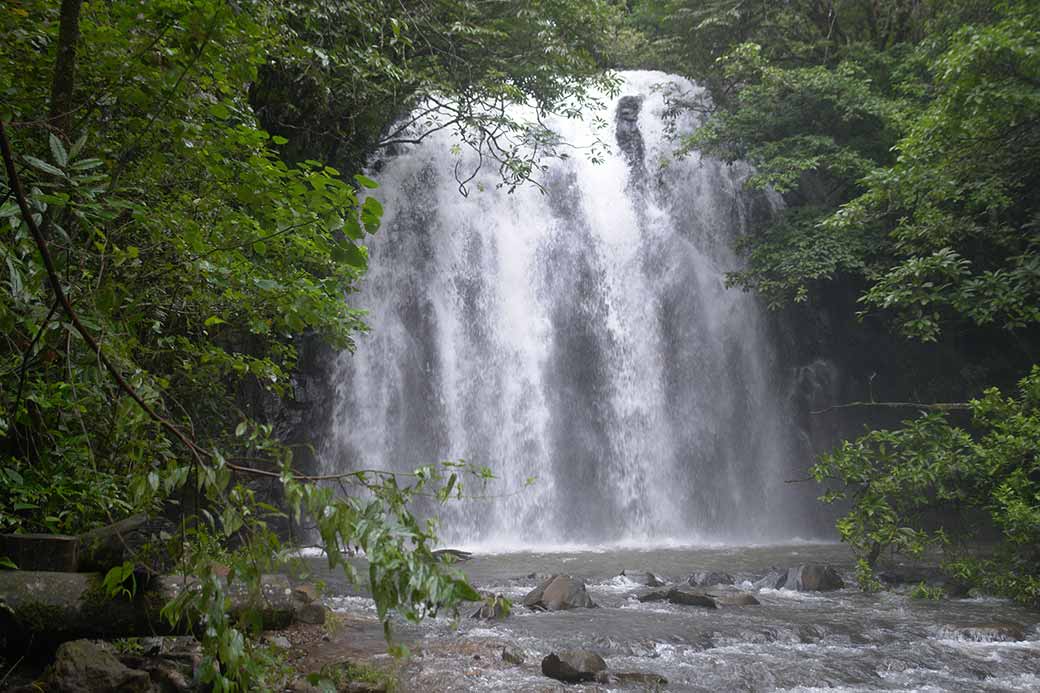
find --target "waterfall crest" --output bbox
[322,71,822,547]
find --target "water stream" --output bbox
[311,545,1040,692]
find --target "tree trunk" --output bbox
[49,0,84,135]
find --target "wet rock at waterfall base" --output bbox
[939,622,1026,642]
[707,589,761,606]
[688,570,735,587]
[523,575,596,611]
[541,650,607,683]
[609,671,669,687]
[784,565,845,591]
[620,569,665,587]
[666,586,718,608]
[636,588,671,603]
[751,565,844,592]
[752,568,789,590]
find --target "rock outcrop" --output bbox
[522,575,596,611]
[541,650,607,684]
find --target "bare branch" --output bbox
[811,401,971,415]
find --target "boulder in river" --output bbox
[752,568,789,590]
[708,589,760,606]
[784,565,844,591]
[636,588,671,603]
[688,570,734,587]
[541,650,607,683]
[620,569,665,587]
[666,586,718,608]
[523,575,596,611]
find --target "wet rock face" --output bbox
[620,569,665,587]
[665,586,718,608]
[785,565,845,591]
[753,564,845,591]
[689,570,735,587]
[707,589,761,606]
[522,575,596,611]
[541,650,607,683]
[615,95,646,172]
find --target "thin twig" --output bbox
[811,401,971,415]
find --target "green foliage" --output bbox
[624,0,1040,608]
[813,366,1040,606]
[307,661,397,693]
[1,0,598,687]
[102,560,138,600]
[251,0,623,187]
[909,581,946,601]
[628,1,1040,336]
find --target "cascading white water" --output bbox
[322,71,824,547]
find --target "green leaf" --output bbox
[209,103,231,120]
[49,133,68,168]
[271,135,289,145]
[354,174,379,189]
[332,241,367,268]
[204,316,227,327]
[24,155,65,178]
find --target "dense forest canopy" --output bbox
[1,0,1039,686]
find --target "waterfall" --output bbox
[321,71,825,548]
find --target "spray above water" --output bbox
[322,71,823,547]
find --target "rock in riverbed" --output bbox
[619,569,665,587]
[636,588,671,603]
[688,570,734,587]
[666,586,718,608]
[784,565,844,591]
[753,564,844,592]
[707,589,760,606]
[541,650,606,683]
[637,586,719,608]
[611,671,669,686]
[523,575,596,611]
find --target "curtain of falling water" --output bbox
[321,72,825,548]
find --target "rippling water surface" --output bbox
[309,543,1040,692]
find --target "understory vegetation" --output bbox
[0,0,618,688]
